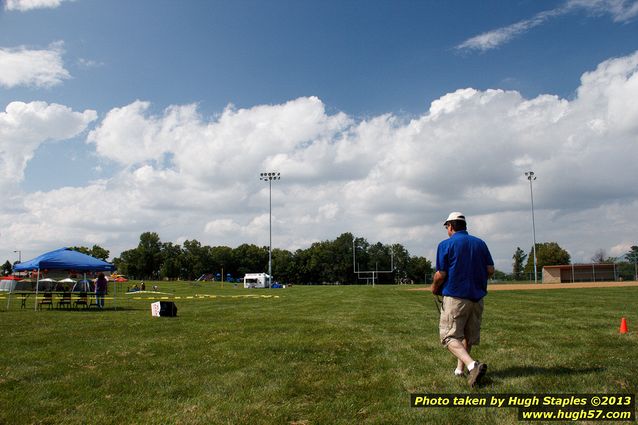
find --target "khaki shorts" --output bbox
[439,296,484,347]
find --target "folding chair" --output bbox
[57,291,72,309]
[38,292,53,310]
[74,292,89,309]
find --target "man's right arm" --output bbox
[431,270,446,294]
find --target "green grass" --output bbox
[0,283,636,424]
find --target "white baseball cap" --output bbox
[444,212,466,225]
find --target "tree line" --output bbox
[3,236,636,283]
[110,232,433,284]
[510,243,638,281]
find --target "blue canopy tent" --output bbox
[14,247,116,311]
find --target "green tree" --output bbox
[331,233,358,283]
[182,240,212,280]
[351,241,398,284]
[114,248,141,279]
[625,246,638,280]
[271,248,294,284]
[524,242,571,276]
[352,237,370,281]
[295,234,366,284]
[90,245,110,261]
[159,242,183,280]
[390,243,411,283]
[306,240,336,283]
[1,260,13,276]
[512,247,527,280]
[70,246,91,256]
[110,231,437,285]
[492,269,512,281]
[368,242,392,272]
[407,256,433,284]
[290,248,312,284]
[137,232,163,279]
[233,244,268,277]
[70,245,110,260]
[211,246,235,280]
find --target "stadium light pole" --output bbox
[13,250,21,263]
[260,172,280,288]
[525,171,538,284]
[352,239,357,274]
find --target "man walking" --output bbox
[431,212,494,388]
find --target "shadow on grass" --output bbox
[19,306,143,312]
[486,365,605,381]
[85,306,142,312]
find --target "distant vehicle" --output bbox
[243,273,271,289]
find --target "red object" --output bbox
[0,276,22,280]
[620,317,628,334]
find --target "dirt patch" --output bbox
[409,281,638,291]
[490,281,638,290]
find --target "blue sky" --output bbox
[4,1,637,116]
[1,0,638,272]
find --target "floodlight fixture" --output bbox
[260,172,280,181]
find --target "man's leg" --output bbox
[440,296,486,386]
[441,297,473,373]
[449,339,486,387]
[455,340,471,375]
[447,338,475,369]
[464,300,487,387]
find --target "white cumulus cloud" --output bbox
[4,0,72,11]
[0,101,97,189]
[3,52,638,271]
[0,43,70,88]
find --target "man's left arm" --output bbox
[484,241,495,279]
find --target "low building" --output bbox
[542,264,617,283]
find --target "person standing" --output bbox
[95,272,108,309]
[431,212,494,388]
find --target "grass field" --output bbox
[1,282,636,424]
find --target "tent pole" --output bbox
[34,268,40,311]
[5,281,12,310]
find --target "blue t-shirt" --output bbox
[436,230,494,301]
